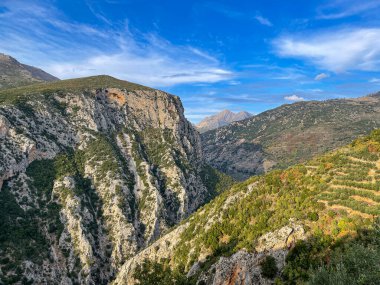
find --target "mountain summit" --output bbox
[196,109,252,133]
[0,53,58,90]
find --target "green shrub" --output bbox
[260,256,278,278]
[308,243,380,285]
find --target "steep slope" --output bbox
[202,93,380,180]
[0,53,58,90]
[115,130,380,285]
[196,110,252,133]
[0,75,222,284]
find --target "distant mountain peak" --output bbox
[0,53,59,90]
[0,53,17,63]
[196,109,252,133]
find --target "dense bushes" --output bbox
[133,259,190,285]
[308,225,380,285]
[162,130,380,284]
[200,165,235,201]
[260,256,278,278]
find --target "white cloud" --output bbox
[284,95,305,101]
[254,15,273,27]
[314,73,329,80]
[228,80,240,85]
[0,0,232,87]
[370,78,380,83]
[274,28,380,72]
[317,0,380,19]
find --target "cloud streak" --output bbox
[315,73,329,80]
[317,0,380,19]
[0,0,232,87]
[254,15,273,27]
[274,28,380,72]
[284,95,305,101]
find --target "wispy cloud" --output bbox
[315,73,329,80]
[254,15,273,27]
[284,95,305,101]
[370,78,380,83]
[274,28,380,72]
[317,0,380,19]
[0,0,232,87]
[200,3,272,27]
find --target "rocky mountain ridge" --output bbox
[0,53,59,90]
[0,75,220,284]
[202,93,380,180]
[196,109,252,133]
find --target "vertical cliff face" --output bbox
[0,76,211,284]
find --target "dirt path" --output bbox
[350,195,379,206]
[317,199,373,219]
[329,184,380,196]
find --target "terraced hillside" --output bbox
[312,140,380,218]
[115,130,380,285]
[202,93,380,180]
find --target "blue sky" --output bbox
[1,0,380,122]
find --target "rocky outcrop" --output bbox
[0,76,211,284]
[255,220,306,252]
[195,221,307,285]
[113,221,307,285]
[113,223,188,284]
[197,250,285,285]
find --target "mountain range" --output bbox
[0,55,379,285]
[196,110,252,133]
[202,95,380,180]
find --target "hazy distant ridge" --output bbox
[196,109,252,133]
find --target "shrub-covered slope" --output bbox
[202,93,380,180]
[0,76,228,284]
[116,130,380,285]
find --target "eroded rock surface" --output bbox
[0,77,212,284]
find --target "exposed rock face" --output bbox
[197,250,286,285]
[196,222,306,285]
[202,93,380,180]
[255,220,306,252]
[0,76,211,284]
[113,221,306,285]
[196,110,252,133]
[113,223,188,284]
[0,53,59,89]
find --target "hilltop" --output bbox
[0,53,58,90]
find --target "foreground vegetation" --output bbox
[134,130,380,284]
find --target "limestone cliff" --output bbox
[0,76,212,284]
